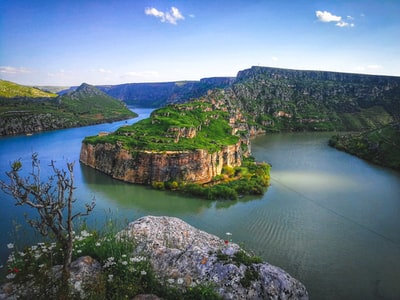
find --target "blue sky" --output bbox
[1,0,399,86]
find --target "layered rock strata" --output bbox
[120,216,309,300]
[80,141,242,184]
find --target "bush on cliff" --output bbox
[153,157,271,200]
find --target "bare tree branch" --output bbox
[0,153,96,280]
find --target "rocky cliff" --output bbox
[120,216,309,299]
[80,141,242,184]
[231,66,400,131]
[80,90,249,185]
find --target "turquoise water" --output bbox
[1,110,399,299]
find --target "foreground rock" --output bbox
[120,216,309,300]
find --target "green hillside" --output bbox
[0,79,57,98]
[329,123,400,170]
[0,81,137,136]
[84,99,239,153]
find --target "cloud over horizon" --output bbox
[316,10,354,28]
[0,66,32,74]
[145,6,184,25]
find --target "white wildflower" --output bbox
[121,254,127,258]
[140,270,147,275]
[77,249,82,254]
[167,278,175,284]
[108,274,114,282]
[95,242,101,247]
[6,273,16,280]
[74,281,82,292]
[130,256,146,262]
[7,243,14,249]
[177,278,184,285]
[18,252,26,257]
[121,261,128,266]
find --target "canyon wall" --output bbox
[80,141,242,184]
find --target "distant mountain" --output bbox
[0,82,136,136]
[0,79,57,98]
[97,77,235,107]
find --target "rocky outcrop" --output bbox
[120,216,309,300]
[80,141,242,184]
[0,113,78,136]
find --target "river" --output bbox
[1,108,399,299]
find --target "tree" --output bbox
[0,153,95,279]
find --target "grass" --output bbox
[0,80,58,98]
[83,100,239,153]
[1,220,223,300]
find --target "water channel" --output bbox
[1,108,399,299]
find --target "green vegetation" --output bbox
[0,81,137,135]
[152,157,271,200]
[83,100,239,153]
[233,67,399,133]
[0,156,222,299]
[0,80,58,98]
[329,123,400,170]
[216,249,263,288]
[2,224,222,299]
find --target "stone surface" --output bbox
[119,216,309,300]
[80,142,242,185]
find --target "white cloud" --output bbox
[145,6,184,25]
[0,66,32,74]
[336,21,354,28]
[271,56,279,61]
[316,10,341,23]
[316,10,355,28]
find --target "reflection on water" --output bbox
[1,117,400,299]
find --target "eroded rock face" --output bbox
[80,141,242,184]
[119,216,309,300]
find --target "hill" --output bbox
[230,66,400,132]
[329,123,400,170]
[0,79,57,98]
[0,82,137,136]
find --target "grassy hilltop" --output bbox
[0,80,136,136]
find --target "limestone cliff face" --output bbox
[80,141,242,184]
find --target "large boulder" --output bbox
[119,216,309,300]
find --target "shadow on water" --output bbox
[80,163,267,214]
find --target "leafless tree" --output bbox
[0,153,95,279]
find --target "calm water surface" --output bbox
[1,109,399,299]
